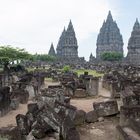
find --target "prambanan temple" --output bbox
[48,11,140,65]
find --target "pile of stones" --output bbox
[117,85,140,140]
[102,65,140,98]
[16,86,80,140]
[59,71,99,98]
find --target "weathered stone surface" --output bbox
[10,98,19,110]
[16,114,31,135]
[73,110,86,125]
[61,116,80,140]
[0,126,21,140]
[116,125,140,140]
[25,85,35,100]
[120,106,140,126]
[87,77,99,96]
[74,89,87,98]
[93,100,119,117]
[0,86,11,116]
[121,92,139,106]
[54,101,77,121]
[85,110,98,123]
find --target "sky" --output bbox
[0,0,139,60]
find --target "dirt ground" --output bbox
[78,116,119,140]
[0,101,34,128]
[0,80,120,140]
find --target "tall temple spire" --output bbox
[61,27,66,39]
[127,19,140,64]
[67,20,74,32]
[89,53,95,62]
[56,20,78,58]
[106,10,113,22]
[96,11,123,59]
[133,18,140,31]
[48,43,56,56]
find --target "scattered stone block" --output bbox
[10,98,19,110]
[85,110,98,123]
[93,100,119,117]
[61,116,80,140]
[87,77,99,96]
[120,106,140,126]
[73,110,86,125]
[74,89,87,98]
[116,125,140,140]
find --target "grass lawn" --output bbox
[74,69,104,77]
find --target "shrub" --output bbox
[62,65,71,73]
[101,52,123,61]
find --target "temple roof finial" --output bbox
[133,18,140,31]
[106,10,113,22]
[67,20,74,31]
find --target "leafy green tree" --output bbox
[32,54,56,62]
[0,46,31,70]
[101,52,123,61]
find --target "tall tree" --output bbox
[0,46,31,71]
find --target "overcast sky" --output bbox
[0,0,139,60]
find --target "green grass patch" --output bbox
[45,77,53,82]
[74,69,104,77]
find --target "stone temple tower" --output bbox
[48,43,56,56]
[56,20,78,58]
[127,19,140,65]
[96,11,124,59]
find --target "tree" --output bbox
[101,52,123,61]
[32,54,56,62]
[0,46,31,71]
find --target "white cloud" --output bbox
[0,0,118,59]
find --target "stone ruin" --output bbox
[0,68,49,117]
[116,84,140,140]
[0,64,140,140]
[16,86,80,140]
[59,71,99,98]
[100,65,140,139]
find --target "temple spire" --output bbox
[127,19,140,64]
[96,11,123,59]
[56,20,78,58]
[106,10,113,22]
[48,43,56,56]
[67,20,74,31]
[90,53,93,58]
[133,18,140,31]
[61,27,66,37]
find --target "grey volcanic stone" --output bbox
[73,110,86,125]
[93,100,119,117]
[61,116,80,140]
[10,98,19,110]
[74,89,87,98]
[85,110,98,123]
